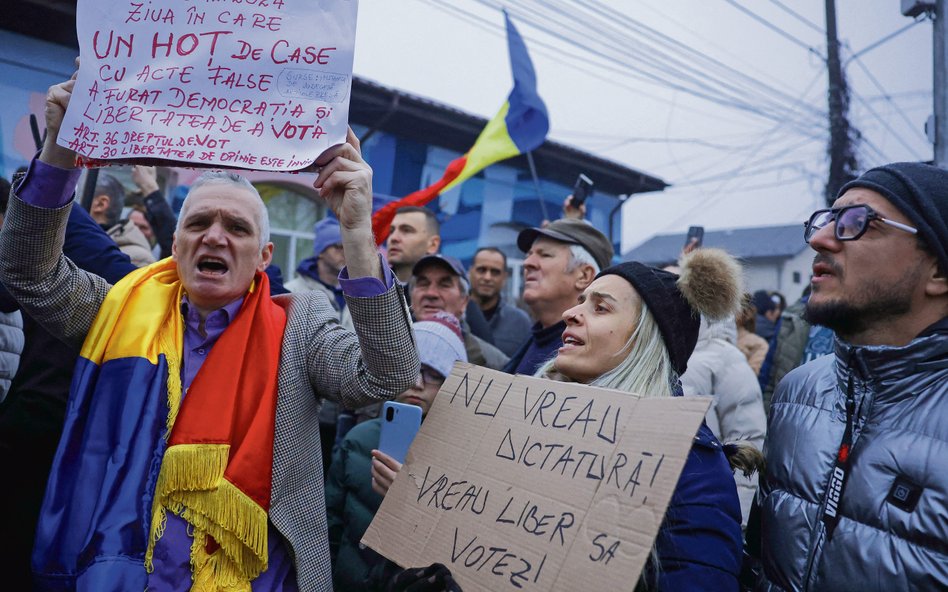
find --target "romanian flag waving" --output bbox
[372,11,550,244]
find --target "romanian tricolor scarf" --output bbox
[31,258,286,591]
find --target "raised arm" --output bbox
[0,70,112,348]
[299,128,419,405]
[132,165,176,259]
[313,128,383,282]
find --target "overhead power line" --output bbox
[766,0,824,34]
[722,0,825,58]
[418,0,765,127]
[846,19,924,62]
[846,51,929,147]
[460,0,828,136]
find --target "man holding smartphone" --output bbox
[325,312,467,592]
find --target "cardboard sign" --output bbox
[58,0,358,171]
[363,363,712,592]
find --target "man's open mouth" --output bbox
[197,257,229,275]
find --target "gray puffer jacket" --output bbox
[0,309,23,403]
[758,320,948,591]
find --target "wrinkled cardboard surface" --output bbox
[363,363,711,592]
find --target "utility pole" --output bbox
[935,0,947,166]
[824,0,858,205]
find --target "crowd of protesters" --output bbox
[0,70,946,592]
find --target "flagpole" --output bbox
[525,151,550,222]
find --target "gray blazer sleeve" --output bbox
[0,195,110,349]
[280,281,419,410]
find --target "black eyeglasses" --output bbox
[803,204,917,243]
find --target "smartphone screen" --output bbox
[572,173,594,207]
[378,401,422,464]
[685,225,704,249]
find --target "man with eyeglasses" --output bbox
[750,163,948,591]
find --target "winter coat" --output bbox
[757,318,948,591]
[737,328,769,375]
[483,296,533,357]
[107,218,156,268]
[682,316,766,527]
[325,418,387,592]
[0,309,23,403]
[649,423,744,590]
[463,324,509,371]
[761,300,810,412]
[284,272,355,331]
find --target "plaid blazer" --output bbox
[0,194,419,591]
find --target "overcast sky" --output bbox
[351,0,932,252]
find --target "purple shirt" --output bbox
[150,296,300,592]
[17,157,81,208]
[20,156,396,587]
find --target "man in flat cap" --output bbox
[504,218,613,375]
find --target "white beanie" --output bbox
[413,314,467,377]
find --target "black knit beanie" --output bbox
[597,262,699,376]
[838,162,948,275]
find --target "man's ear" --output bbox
[924,259,948,297]
[258,243,274,272]
[427,234,441,255]
[574,264,597,291]
[171,233,178,260]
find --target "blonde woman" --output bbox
[376,249,761,591]
[536,248,761,591]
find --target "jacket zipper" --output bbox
[802,347,870,591]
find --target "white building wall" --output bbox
[740,261,780,295]
[739,249,811,301]
[778,248,814,302]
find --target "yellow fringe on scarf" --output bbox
[145,444,269,591]
[101,262,270,590]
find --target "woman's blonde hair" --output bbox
[537,301,678,398]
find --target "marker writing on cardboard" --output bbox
[449,526,547,589]
[449,371,623,444]
[72,0,340,167]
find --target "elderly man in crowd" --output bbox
[411,253,508,370]
[468,246,532,357]
[753,162,948,591]
[0,72,417,591]
[385,205,495,345]
[504,218,613,375]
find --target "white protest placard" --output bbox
[363,363,712,592]
[58,0,358,171]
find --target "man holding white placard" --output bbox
[0,65,417,591]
